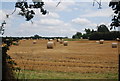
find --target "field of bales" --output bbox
[7,39,119,79]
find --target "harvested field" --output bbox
[7,39,119,79]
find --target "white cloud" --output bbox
[44,0,76,11]
[0,10,6,22]
[72,17,97,32]
[1,2,113,37]
[72,18,91,25]
[41,12,60,18]
[48,12,60,18]
[81,8,114,17]
[39,19,63,25]
[3,18,77,38]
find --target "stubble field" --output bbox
[7,39,119,79]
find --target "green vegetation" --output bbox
[97,24,109,32]
[14,69,118,79]
[89,31,120,40]
[72,32,82,39]
[64,39,88,41]
[72,24,120,40]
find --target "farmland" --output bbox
[7,39,119,79]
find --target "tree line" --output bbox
[72,24,120,40]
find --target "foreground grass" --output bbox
[14,69,118,79]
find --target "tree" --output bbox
[72,32,82,39]
[85,28,91,34]
[34,34,42,39]
[82,34,89,39]
[97,24,109,32]
[91,29,96,33]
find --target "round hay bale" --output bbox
[57,39,60,42]
[49,39,53,41]
[22,39,26,41]
[96,41,99,44]
[112,43,118,48]
[47,42,54,49]
[33,40,37,44]
[116,38,120,41]
[63,41,68,46]
[6,39,9,41]
[59,40,63,44]
[80,37,83,40]
[99,40,104,44]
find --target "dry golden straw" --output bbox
[99,40,104,44]
[64,41,68,46]
[47,41,54,49]
[112,43,118,48]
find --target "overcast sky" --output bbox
[0,0,116,38]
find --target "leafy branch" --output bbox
[109,0,120,30]
[0,0,48,35]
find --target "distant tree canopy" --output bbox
[97,24,110,32]
[89,31,120,40]
[85,28,91,34]
[33,34,42,39]
[72,32,82,39]
[72,24,120,40]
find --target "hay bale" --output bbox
[33,40,37,44]
[57,39,60,42]
[112,43,118,48]
[22,39,26,41]
[6,39,9,41]
[116,38,120,41]
[63,41,68,46]
[59,40,63,44]
[96,41,99,44]
[99,40,104,44]
[47,42,54,49]
[80,37,83,40]
[49,39,53,41]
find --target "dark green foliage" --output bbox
[2,37,21,80]
[82,34,89,39]
[33,34,42,39]
[89,24,119,40]
[15,0,48,21]
[89,31,120,40]
[72,32,82,39]
[72,28,96,39]
[2,46,15,80]
[83,28,96,39]
[72,24,119,40]
[85,28,91,34]
[97,24,110,32]
[0,20,6,35]
[109,0,120,29]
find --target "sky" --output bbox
[0,0,116,38]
